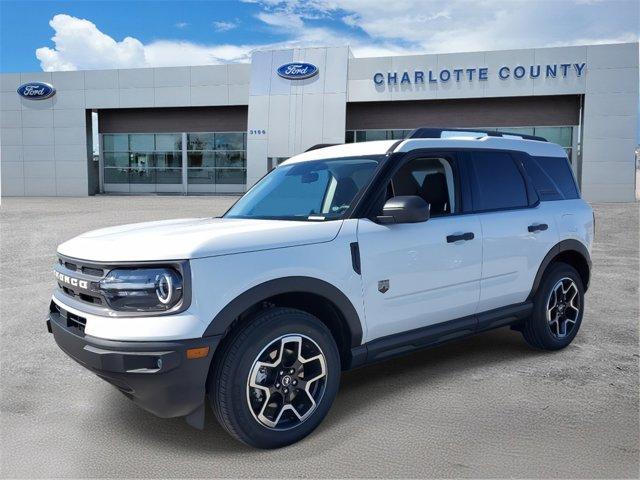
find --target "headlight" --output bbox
[99,268,183,312]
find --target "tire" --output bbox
[522,262,585,350]
[209,307,341,448]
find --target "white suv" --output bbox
[48,128,593,448]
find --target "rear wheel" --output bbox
[209,307,341,448]
[522,262,584,350]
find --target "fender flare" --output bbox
[528,239,592,299]
[202,276,363,347]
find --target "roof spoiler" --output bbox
[305,143,340,152]
[406,128,547,142]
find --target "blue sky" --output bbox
[1,0,638,72]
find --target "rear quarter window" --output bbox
[523,155,579,201]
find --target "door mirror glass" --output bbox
[377,195,430,224]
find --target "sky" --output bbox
[0,0,638,73]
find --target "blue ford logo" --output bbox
[277,62,318,80]
[17,82,56,100]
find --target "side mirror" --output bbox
[377,195,430,224]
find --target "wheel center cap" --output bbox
[282,375,291,387]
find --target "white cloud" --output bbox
[256,12,304,28]
[36,14,146,71]
[144,41,253,67]
[212,20,239,32]
[175,22,189,29]
[35,1,639,71]
[250,0,639,55]
[36,14,254,70]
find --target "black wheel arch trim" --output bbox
[202,276,364,347]
[528,239,591,299]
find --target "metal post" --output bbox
[98,133,104,194]
[181,132,188,195]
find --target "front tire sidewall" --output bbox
[213,309,340,448]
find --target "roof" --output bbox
[284,140,397,164]
[284,135,567,165]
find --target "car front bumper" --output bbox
[47,302,221,422]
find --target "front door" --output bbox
[356,154,482,342]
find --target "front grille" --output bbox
[56,256,107,307]
[60,286,103,305]
[59,258,104,277]
[50,301,87,334]
[82,266,104,277]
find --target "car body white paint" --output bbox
[396,136,568,158]
[52,136,594,344]
[57,217,343,262]
[357,215,483,341]
[283,140,397,164]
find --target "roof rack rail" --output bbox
[305,143,340,152]
[406,127,547,142]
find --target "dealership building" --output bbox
[0,42,638,201]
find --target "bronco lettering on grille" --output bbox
[54,271,89,290]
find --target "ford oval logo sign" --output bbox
[277,62,318,80]
[17,82,56,100]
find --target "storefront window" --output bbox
[102,131,247,192]
[187,132,246,186]
[102,133,182,187]
[346,129,413,143]
[102,134,128,152]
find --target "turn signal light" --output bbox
[186,346,210,360]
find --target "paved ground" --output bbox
[1,197,638,478]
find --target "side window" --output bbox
[391,157,456,216]
[469,151,528,211]
[521,156,564,201]
[523,155,579,200]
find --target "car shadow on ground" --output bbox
[105,326,541,455]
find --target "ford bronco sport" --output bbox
[48,128,593,448]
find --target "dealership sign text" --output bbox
[277,62,319,80]
[373,63,586,85]
[17,82,56,100]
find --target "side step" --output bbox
[347,302,532,369]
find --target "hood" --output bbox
[57,217,343,262]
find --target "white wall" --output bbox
[1,71,88,196]
[581,43,638,202]
[0,64,250,196]
[245,47,350,187]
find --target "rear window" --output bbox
[469,151,529,211]
[523,155,579,200]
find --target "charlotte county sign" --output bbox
[277,62,319,80]
[373,62,587,85]
[17,82,56,100]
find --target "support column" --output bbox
[181,132,188,195]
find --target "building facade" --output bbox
[1,42,638,201]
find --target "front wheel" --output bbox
[522,262,585,350]
[209,307,341,448]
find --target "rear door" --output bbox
[466,150,559,312]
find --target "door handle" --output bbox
[446,232,474,243]
[528,223,548,233]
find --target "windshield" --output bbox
[225,156,382,221]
